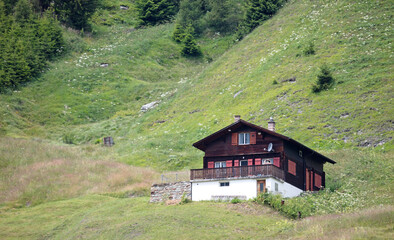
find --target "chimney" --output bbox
[268,117,275,131]
[234,115,241,122]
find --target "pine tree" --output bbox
[53,0,99,30]
[136,0,179,26]
[312,65,335,93]
[181,25,201,56]
[13,0,33,27]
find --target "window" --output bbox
[238,133,250,145]
[288,160,296,176]
[220,182,229,187]
[240,160,248,166]
[215,161,226,168]
[275,183,279,192]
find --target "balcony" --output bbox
[190,165,285,181]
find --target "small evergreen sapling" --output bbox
[312,64,335,93]
[181,25,201,57]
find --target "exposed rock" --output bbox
[120,5,129,10]
[281,76,296,83]
[141,101,159,112]
[233,90,243,98]
[100,63,109,67]
[340,113,350,118]
[189,109,201,114]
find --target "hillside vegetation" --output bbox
[0,0,393,238]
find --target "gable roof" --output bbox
[192,119,336,164]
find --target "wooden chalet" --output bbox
[190,116,335,201]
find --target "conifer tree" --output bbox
[181,25,201,56]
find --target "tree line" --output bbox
[0,0,100,92]
[136,0,285,56]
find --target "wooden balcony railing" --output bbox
[190,165,285,181]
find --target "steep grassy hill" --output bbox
[1,0,392,170]
[0,0,393,238]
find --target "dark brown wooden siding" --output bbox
[204,126,284,157]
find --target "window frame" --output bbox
[220,182,230,187]
[215,161,227,168]
[238,132,250,145]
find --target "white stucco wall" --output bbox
[192,179,257,201]
[265,178,303,198]
[191,178,303,201]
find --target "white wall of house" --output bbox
[265,178,303,198]
[191,178,303,201]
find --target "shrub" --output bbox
[231,197,241,204]
[312,64,335,93]
[62,132,75,144]
[180,192,191,204]
[303,41,315,55]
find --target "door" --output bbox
[240,160,248,176]
[257,180,266,194]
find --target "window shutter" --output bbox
[273,157,280,168]
[306,169,310,191]
[255,158,261,165]
[314,173,322,188]
[208,161,214,169]
[288,160,296,175]
[248,159,253,166]
[231,133,238,145]
[226,160,233,167]
[250,132,256,144]
[234,160,239,167]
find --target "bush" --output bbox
[62,132,75,144]
[180,193,191,204]
[231,197,241,204]
[312,64,335,93]
[303,41,315,55]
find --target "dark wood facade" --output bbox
[192,119,335,191]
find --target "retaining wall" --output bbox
[150,181,191,203]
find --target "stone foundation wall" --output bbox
[150,181,191,203]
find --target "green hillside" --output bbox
[0,195,392,240]
[0,0,393,238]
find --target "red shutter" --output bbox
[208,161,214,169]
[255,158,261,165]
[250,132,256,144]
[234,160,239,166]
[273,157,280,168]
[248,159,253,166]
[226,160,233,167]
[314,173,322,188]
[288,160,296,176]
[231,133,238,145]
[306,169,310,191]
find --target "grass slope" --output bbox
[0,195,392,239]
[0,0,391,170]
